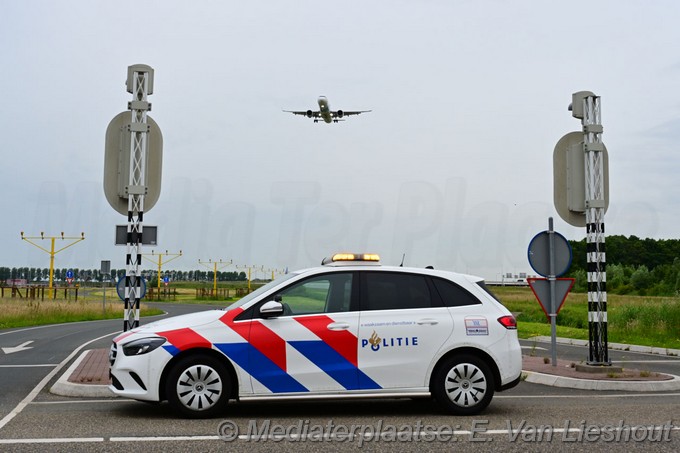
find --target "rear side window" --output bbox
[362,272,437,311]
[432,277,482,307]
[476,281,503,303]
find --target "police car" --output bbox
[109,254,522,418]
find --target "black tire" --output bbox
[165,354,231,418]
[432,354,495,415]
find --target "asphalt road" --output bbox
[0,303,678,451]
[0,303,217,426]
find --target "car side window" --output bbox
[276,272,353,316]
[432,277,482,307]
[362,272,435,311]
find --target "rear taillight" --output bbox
[498,315,517,329]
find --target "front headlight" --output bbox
[122,337,167,356]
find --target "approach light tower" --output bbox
[198,259,233,295]
[143,250,182,293]
[238,264,264,293]
[20,232,85,289]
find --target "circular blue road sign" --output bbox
[116,276,147,301]
[527,230,573,277]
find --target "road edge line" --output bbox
[0,331,119,431]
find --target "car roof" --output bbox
[294,264,483,285]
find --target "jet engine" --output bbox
[306,110,313,118]
[337,110,344,118]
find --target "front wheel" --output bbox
[432,354,495,415]
[165,354,231,418]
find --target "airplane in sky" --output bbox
[283,96,371,123]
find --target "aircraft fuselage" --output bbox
[318,96,332,123]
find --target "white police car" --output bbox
[109,254,522,418]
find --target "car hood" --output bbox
[114,309,224,342]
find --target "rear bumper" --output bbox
[499,373,522,391]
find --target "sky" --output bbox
[1,1,679,281]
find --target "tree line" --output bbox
[4,235,680,295]
[567,235,680,296]
[0,267,247,284]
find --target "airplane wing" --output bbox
[332,110,371,117]
[283,110,321,118]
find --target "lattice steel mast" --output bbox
[123,67,153,331]
[575,92,609,365]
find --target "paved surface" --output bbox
[50,336,680,398]
[68,349,110,385]
[529,335,680,356]
[522,354,680,391]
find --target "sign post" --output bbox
[527,217,573,366]
[101,260,111,315]
[163,275,170,298]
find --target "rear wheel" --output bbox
[432,354,495,415]
[165,354,230,418]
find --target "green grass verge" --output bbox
[494,286,680,350]
[516,321,589,341]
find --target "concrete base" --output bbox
[575,363,623,374]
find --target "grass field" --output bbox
[493,286,680,350]
[0,297,164,329]
[88,287,238,305]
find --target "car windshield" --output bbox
[223,272,299,311]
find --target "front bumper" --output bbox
[108,341,170,402]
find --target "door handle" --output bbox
[327,322,350,331]
[417,318,439,326]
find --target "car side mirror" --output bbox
[260,300,284,318]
